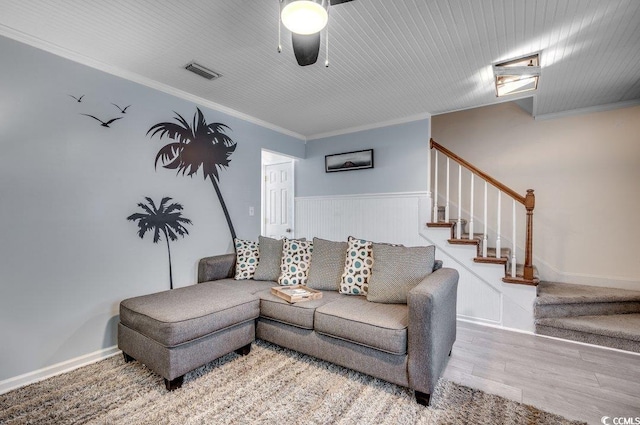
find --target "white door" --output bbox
[264,161,294,239]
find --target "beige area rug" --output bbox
[0,340,584,424]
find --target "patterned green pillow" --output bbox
[233,238,259,280]
[340,236,374,295]
[278,239,314,286]
[367,244,435,304]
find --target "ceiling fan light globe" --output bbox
[281,0,328,35]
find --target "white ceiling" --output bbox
[0,0,639,140]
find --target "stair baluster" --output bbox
[427,144,432,222]
[469,173,474,240]
[496,190,502,262]
[433,151,439,222]
[511,199,517,278]
[483,181,488,257]
[445,158,450,222]
[457,164,462,239]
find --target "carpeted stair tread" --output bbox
[536,313,640,342]
[535,300,640,319]
[536,281,640,306]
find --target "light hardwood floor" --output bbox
[444,321,640,425]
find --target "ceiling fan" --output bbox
[279,0,354,66]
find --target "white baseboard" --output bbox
[457,316,534,335]
[0,346,120,395]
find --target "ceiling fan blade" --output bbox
[292,32,321,66]
[329,0,353,4]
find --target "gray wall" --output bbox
[296,119,430,197]
[0,36,304,380]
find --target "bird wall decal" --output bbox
[80,113,123,128]
[69,94,84,102]
[111,103,131,114]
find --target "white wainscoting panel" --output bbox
[295,193,427,246]
[294,192,529,329]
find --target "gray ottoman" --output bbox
[118,282,259,390]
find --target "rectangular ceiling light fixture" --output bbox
[185,62,222,80]
[493,54,540,97]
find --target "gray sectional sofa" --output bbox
[118,239,458,406]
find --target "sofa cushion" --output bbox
[120,283,259,347]
[278,239,314,286]
[314,296,408,355]
[207,278,275,294]
[254,236,283,281]
[367,244,436,304]
[233,238,260,280]
[258,290,343,329]
[307,238,348,291]
[340,236,374,295]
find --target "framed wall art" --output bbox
[325,149,374,173]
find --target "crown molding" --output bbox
[431,93,538,117]
[0,25,307,141]
[307,112,431,141]
[534,99,640,121]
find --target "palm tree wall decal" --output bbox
[148,108,237,242]
[127,197,192,289]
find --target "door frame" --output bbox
[261,150,295,238]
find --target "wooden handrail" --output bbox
[430,139,525,205]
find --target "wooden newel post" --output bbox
[523,189,535,280]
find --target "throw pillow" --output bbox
[306,238,348,291]
[278,239,314,286]
[233,239,260,280]
[253,236,284,281]
[367,244,436,304]
[340,236,374,295]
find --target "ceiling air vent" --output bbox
[184,62,221,80]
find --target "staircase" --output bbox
[427,139,539,286]
[535,281,640,353]
[426,139,640,352]
[427,220,540,286]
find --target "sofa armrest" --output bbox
[433,260,443,272]
[407,267,458,394]
[197,253,236,283]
